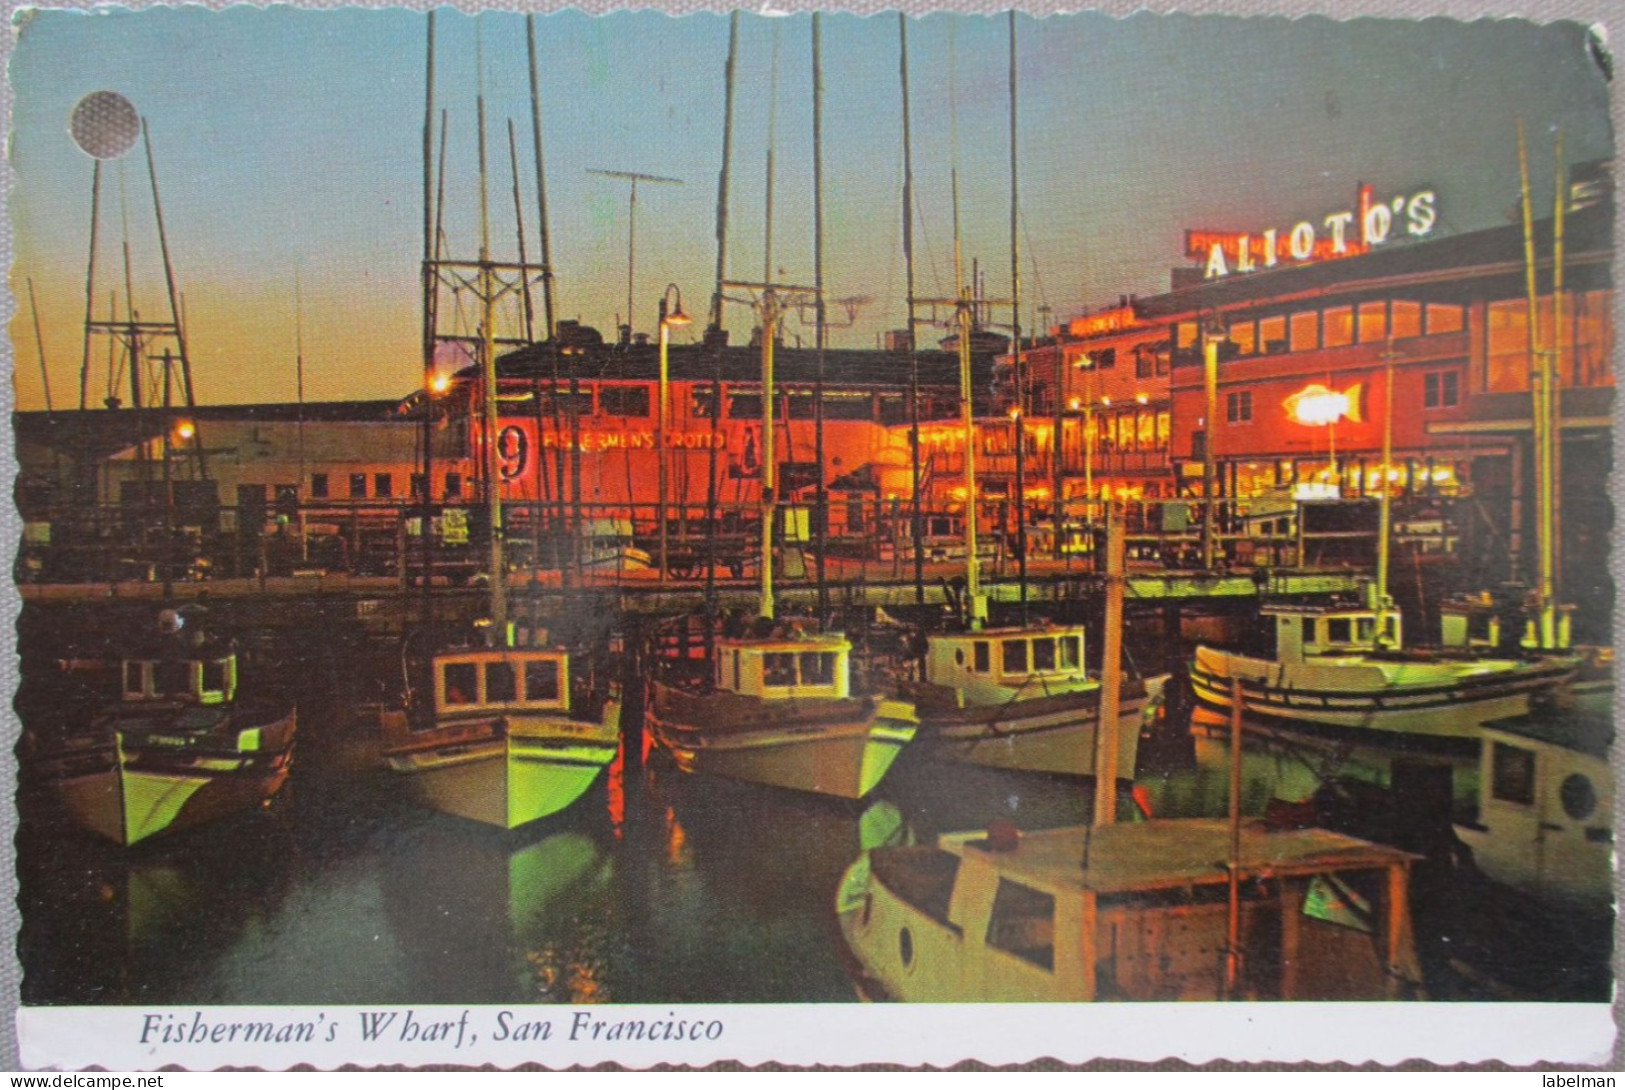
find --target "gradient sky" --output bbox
[8,7,1613,408]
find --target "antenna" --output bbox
[587,167,684,339]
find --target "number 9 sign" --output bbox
[496,425,529,480]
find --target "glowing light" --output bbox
[1068,397,1081,411]
[429,372,452,396]
[1284,382,1363,427]
[175,421,195,440]
[1135,393,1148,405]
[1100,396,1112,407]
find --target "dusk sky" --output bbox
[8,7,1613,409]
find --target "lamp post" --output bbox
[1200,316,1225,571]
[657,284,691,583]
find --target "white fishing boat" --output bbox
[909,625,1159,780]
[1190,602,1575,745]
[380,639,621,829]
[1455,710,1613,912]
[648,629,918,799]
[836,817,1423,1001]
[45,610,297,846]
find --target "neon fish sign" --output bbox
[1284,382,1364,427]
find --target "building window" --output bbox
[1228,321,1256,357]
[310,473,329,499]
[1357,301,1388,343]
[1424,370,1460,409]
[1289,310,1320,352]
[1258,315,1287,354]
[1323,306,1354,348]
[445,472,463,499]
[599,385,651,418]
[1091,347,1116,370]
[374,473,393,498]
[349,473,368,499]
[1226,390,1253,424]
[1390,300,1423,339]
[1425,303,1465,336]
[539,389,594,417]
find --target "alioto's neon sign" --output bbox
[1187,185,1438,280]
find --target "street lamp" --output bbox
[1199,312,1227,570]
[657,284,691,582]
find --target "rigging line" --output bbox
[1019,210,1049,314]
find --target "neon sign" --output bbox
[1284,382,1364,427]
[1187,185,1438,280]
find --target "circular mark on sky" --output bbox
[70,91,140,160]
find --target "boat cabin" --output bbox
[1258,605,1401,664]
[1440,594,1574,653]
[925,626,1089,699]
[1457,712,1613,911]
[847,819,1421,1002]
[121,651,237,706]
[714,634,851,700]
[433,648,570,716]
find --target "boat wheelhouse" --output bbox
[837,818,1423,1002]
[912,624,1154,779]
[649,630,918,799]
[380,641,621,830]
[49,622,297,846]
[1191,602,1574,745]
[1456,711,1614,912]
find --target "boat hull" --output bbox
[51,705,297,846]
[1190,647,1574,743]
[648,684,917,799]
[912,679,1159,779]
[382,703,621,830]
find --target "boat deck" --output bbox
[939,818,1417,896]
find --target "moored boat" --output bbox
[836,817,1423,1002]
[380,637,621,829]
[648,628,918,799]
[1190,602,1575,746]
[42,611,297,846]
[1455,710,1614,913]
[908,624,1160,779]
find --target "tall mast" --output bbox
[953,168,983,630]
[80,161,103,411]
[710,13,740,334]
[1373,341,1394,619]
[760,290,779,621]
[1547,132,1565,649]
[899,14,925,605]
[1517,120,1555,649]
[811,13,829,622]
[1008,11,1027,619]
[476,24,508,640]
[526,14,556,341]
[142,120,205,479]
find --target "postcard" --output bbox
[5,0,1618,1071]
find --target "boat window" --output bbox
[1003,640,1029,674]
[201,658,229,696]
[154,659,190,697]
[1356,617,1375,642]
[486,661,518,703]
[1031,638,1056,672]
[1326,618,1352,643]
[973,641,990,673]
[124,661,147,697]
[799,651,837,686]
[1384,616,1399,642]
[1561,774,1598,821]
[986,878,1055,972]
[1302,618,1317,643]
[524,659,560,702]
[1059,636,1081,670]
[443,662,478,706]
[1490,742,1536,805]
[763,652,797,687]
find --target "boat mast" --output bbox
[899,15,925,606]
[476,24,509,642]
[811,13,829,623]
[1007,11,1027,620]
[1547,132,1565,649]
[1372,340,1394,619]
[953,170,985,630]
[1517,121,1561,650]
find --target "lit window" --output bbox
[1425,304,1464,335]
[1357,301,1388,343]
[763,653,796,687]
[1059,636,1081,670]
[1390,300,1422,339]
[1323,306,1354,348]
[799,651,836,686]
[1290,311,1320,352]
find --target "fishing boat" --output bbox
[1189,601,1576,746]
[836,817,1423,1001]
[384,41,620,831]
[1455,710,1613,912]
[644,291,917,799]
[648,626,918,799]
[908,624,1160,780]
[379,634,621,829]
[44,609,297,846]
